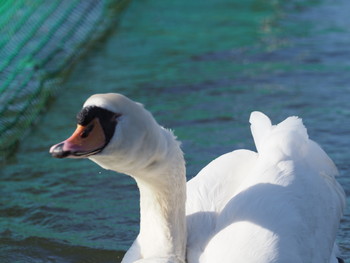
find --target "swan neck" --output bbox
[134,144,186,262]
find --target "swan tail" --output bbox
[249,111,342,181]
[249,111,272,153]
[249,111,309,158]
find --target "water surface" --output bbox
[1,0,350,262]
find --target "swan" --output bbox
[49,93,345,263]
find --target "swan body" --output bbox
[50,93,345,263]
[186,112,345,263]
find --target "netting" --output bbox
[0,0,128,158]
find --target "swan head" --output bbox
[50,93,178,175]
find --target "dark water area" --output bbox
[1,0,350,262]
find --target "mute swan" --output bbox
[50,93,345,263]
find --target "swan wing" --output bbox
[186,149,258,262]
[187,112,345,263]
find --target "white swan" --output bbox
[50,93,345,263]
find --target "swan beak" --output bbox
[50,119,106,158]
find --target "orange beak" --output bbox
[50,118,106,158]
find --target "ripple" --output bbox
[0,235,125,263]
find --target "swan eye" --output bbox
[81,124,94,138]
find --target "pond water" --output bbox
[1,0,350,262]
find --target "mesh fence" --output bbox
[0,0,128,158]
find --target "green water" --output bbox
[1,0,350,262]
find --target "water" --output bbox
[1,0,350,262]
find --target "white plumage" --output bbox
[186,111,345,263]
[50,94,345,263]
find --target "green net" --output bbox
[0,0,128,158]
